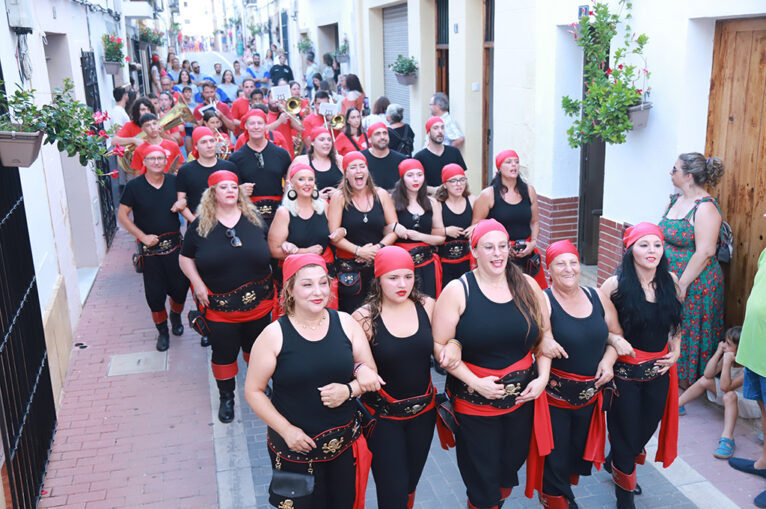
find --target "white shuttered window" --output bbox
[382,4,410,123]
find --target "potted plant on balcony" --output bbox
[561,1,651,148]
[297,34,314,55]
[0,79,120,169]
[102,34,125,75]
[334,34,350,63]
[389,55,418,86]
[139,25,165,47]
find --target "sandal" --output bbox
[679,405,686,416]
[714,437,735,459]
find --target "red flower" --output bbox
[98,130,108,138]
[85,130,96,136]
[606,68,612,75]
[112,145,126,157]
[117,38,122,43]
[588,10,594,15]
[574,34,578,40]
[637,89,643,94]
[618,64,623,70]
[125,56,130,61]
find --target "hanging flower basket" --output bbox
[395,72,417,86]
[627,101,653,129]
[104,61,122,75]
[336,54,349,63]
[0,130,44,167]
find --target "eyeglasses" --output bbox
[225,228,242,248]
[145,156,167,163]
[254,151,264,168]
[446,177,467,185]
[412,213,421,229]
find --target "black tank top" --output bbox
[396,208,432,245]
[341,196,386,246]
[309,153,343,190]
[271,310,355,436]
[441,197,472,231]
[455,271,538,369]
[488,185,532,240]
[370,302,432,400]
[545,287,608,376]
[286,210,330,250]
[612,297,671,353]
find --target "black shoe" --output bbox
[218,390,235,423]
[615,485,635,509]
[156,322,170,352]
[200,336,210,347]
[604,459,642,495]
[169,311,184,336]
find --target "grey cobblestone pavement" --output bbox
[227,361,698,509]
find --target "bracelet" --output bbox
[354,246,359,256]
[447,339,462,349]
[353,362,365,375]
[340,227,347,236]
[376,242,385,249]
[345,382,354,400]
[393,222,399,232]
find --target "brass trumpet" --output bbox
[281,97,305,128]
[330,114,345,131]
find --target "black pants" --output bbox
[441,260,470,289]
[268,446,356,509]
[208,313,271,390]
[543,403,597,501]
[142,250,189,313]
[607,374,669,474]
[455,403,534,509]
[367,409,436,508]
[337,265,374,314]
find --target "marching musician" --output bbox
[111,97,155,149]
[193,81,236,134]
[130,114,184,175]
[201,110,234,157]
[267,92,303,160]
[230,78,257,135]
[118,145,189,352]
[301,91,342,147]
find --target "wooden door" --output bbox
[706,17,766,325]
[481,0,495,185]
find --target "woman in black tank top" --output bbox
[390,159,446,298]
[436,164,476,286]
[472,150,548,289]
[600,223,683,509]
[245,254,383,509]
[540,240,621,508]
[327,151,399,313]
[289,128,344,201]
[431,219,555,508]
[352,246,436,509]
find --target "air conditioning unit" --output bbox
[6,0,34,34]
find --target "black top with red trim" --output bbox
[176,159,239,213]
[370,302,432,400]
[341,198,386,247]
[272,310,355,436]
[413,145,467,188]
[229,140,291,197]
[396,208,432,245]
[309,153,343,191]
[180,215,271,293]
[545,287,608,376]
[286,210,330,250]
[120,174,180,235]
[455,271,538,369]
[488,185,532,240]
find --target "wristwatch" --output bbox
[376,242,385,249]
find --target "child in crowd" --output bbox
[678,326,761,459]
[201,110,234,157]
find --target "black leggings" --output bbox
[455,403,534,509]
[543,403,598,501]
[607,374,669,474]
[367,409,436,508]
[267,446,356,509]
[208,314,271,391]
[142,250,189,312]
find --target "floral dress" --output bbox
[659,194,725,385]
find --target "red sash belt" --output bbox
[546,368,606,470]
[362,383,436,421]
[395,241,442,297]
[249,194,282,203]
[203,278,275,323]
[617,345,678,467]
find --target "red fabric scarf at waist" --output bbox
[546,368,605,470]
[249,194,282,203]
[617,345,678,468]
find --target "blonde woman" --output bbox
[179,170,274,424]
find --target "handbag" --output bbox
[187,309,211,337]
[512,251,542,277]
[337,271,362,297]
[269,468,315,498]
[132,252,143,273]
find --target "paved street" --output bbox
[38,228,766,508]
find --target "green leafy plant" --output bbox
[297,35,314,54]
[388,55,418,75]
[0,79,120,170]
[561,1,650,148]
[334,34,350,58]
[102,34,125,65]
[139,25,165,46]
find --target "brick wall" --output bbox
[597,217,628,283]
[537,195,579,255]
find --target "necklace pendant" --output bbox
[363,213,368,223]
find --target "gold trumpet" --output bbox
[330,113,345,131]
[117,100,195,174]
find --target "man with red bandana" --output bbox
[361,122,406,190]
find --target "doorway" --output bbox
[481,0,495,185]
[436,0,449,95]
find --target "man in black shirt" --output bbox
[361,121,406,190]
[229,109,291,224]
[269,52,294,86]
[414,116,467,192]
[118,145,190,352]
[176,126,239,221]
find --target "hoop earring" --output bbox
[287,188,298,201]
[311,187,319,200]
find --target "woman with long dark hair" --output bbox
[472,150,547,289]
[341,74,365,115]
[352,246,436,509]
[432,219,554,508]
[244,254,381,509]
[390,159,445,298]
[175,69,199,97]
[218,70,240,105]
[335,107,368,156]
[600,222,683,509]
[435,164,475,287]
[290,127,344,201]
[327,152,398,313]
